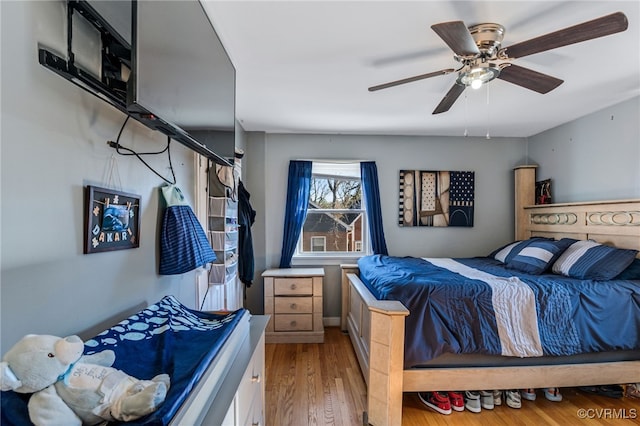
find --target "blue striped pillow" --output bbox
[507,239,570,274]
[616,258,640,280]
[490,238,549,264]
[551,240,639,280]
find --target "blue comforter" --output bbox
[1,296,246,425]
[358,255,640,368]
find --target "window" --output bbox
[310,236,326,252]
[296,162,369,257]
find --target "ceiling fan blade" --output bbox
[368,68,455,91]
[370,46,449,68]
[432,83,465,114]
[501,12,628,59]
[497,64,563,94]
[431,21,480,57]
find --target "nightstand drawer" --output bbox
[274,314,313,331]
[274,297,313,314]
[273,277,313,296]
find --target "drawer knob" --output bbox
[290,303,297,309]
[252,423,261,426]
[290,320,297,327]
[252,374,261,383]
[290,283,297,290]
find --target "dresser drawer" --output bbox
[274,314,313,331]
[244,392,264,426]
[236,334,265,424]
[274,296,313,314]
[273,277,313,296]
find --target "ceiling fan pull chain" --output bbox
[486,84,491,140]
[463,93,469,137]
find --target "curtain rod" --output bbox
[295,158,373,163]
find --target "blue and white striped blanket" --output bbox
[358,255,640,368]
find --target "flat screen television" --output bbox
[38,0,235,166]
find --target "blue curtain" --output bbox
[279,160,312,268]
[361,161,388,255]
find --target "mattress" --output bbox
[415,349,640,368]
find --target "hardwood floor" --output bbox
[266,327,640,425]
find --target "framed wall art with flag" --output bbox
[399,170,475,227]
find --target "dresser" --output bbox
[262,268,325,343]
[206,316,267,426]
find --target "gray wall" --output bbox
[528,97,640,202]
[243,133,528,318]
[1,1,204,352]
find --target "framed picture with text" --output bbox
[84,185,141,254]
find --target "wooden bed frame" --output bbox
[342,192,640,425]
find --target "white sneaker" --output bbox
[493,390,502,406]
[544,388,563,402]
[521,388,537,401]
[479,390,494,410]
[505,390,522,409]
[464,391,482,413]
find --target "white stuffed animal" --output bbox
[1,334,170,425]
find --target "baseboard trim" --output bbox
[323,316,340,327]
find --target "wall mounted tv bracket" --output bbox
[38,1,233,166]
[38,0,131,114]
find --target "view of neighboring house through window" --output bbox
[296,161,369,257]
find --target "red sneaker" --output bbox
[418,392,452,415]
[448,391,465,412]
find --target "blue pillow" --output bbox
[490,238,549,264]
[551,240,639,280]
[616,258,640,280]
[507,238,575,275]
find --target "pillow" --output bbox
[551,240,639,280]
[507,238,576,275]
[616,258,640,280]
[490,238,548,264]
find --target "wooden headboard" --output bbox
[524,199,640,256]
[514,165,640,256]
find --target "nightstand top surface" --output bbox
[262,268,325,277]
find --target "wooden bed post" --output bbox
[367,305,408,426]
[514,164,537,240]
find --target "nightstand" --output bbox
[262,268,325,343]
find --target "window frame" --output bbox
[293,161,371,261]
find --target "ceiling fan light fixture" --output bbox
[457,65,500,89]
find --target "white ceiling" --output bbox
[203,1,640,138]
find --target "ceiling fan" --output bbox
[368,12,628,114]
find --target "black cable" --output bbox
[108,115,176,185]
[199,285,210,311]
